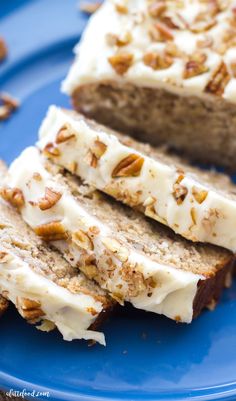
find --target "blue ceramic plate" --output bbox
[1,1,236,400]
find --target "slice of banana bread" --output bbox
[0,164,113,345]
[62,0,236,170]
[3,146,234,323]
[38,105,236,252]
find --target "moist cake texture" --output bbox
[3,146,234,323]
[0,167,113,344]
[62,0,236,170]
[38,106,236,252]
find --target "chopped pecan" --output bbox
[205,62,230,96]
[80,262,98,280]
[190,207,197,225]
[161,13,188,30]
[115,2,128,14]
[102,237,129,262]
[0,187,25,209]
[37,187,62,211]
[184,52,209,79]
[148,1,166,18]
[87,139,107,168]
[17,297,44,323]
[34,221,68,241]
[87,307,98,316]
[43,143,61,158]
[191,13,216,33]
[192,186,208,204]
[165,42,183,57]
[108,52,133,75]
[0,93,19,121]
[0,37,7,61]
[55,123,76,144]
[79,1,101,14]
[72,230,94,251]
[0,251,13,263]
[112,154,144,178]
[172,175,188,205]
[149,22,174,42]
[106,32,132,47]
[32,172,42,181]
[143,51,173,70]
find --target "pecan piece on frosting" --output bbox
[192,186,208,204]
[148,1,166,18]
[172,174,188,205]
[0,187,25,209]
[0,93,19,121]
[72,230,94,251]
[17,297,44,323]
[34,220,68,241]
[106,32,132,47]
[86,139,107,168]
[0,251,13,263]
[149,22,174,42]
[115,2,128,14]
[108,53,133,75]
[37,187,62,211]
[0,37,7,61]
[102,237,129,262]
[143,51,173,70]
[205,61,230,96]
[43,142,61,158]
[112,154,144,178]
[55,123,76,144]
[183,52,209,79]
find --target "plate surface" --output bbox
[1,1,236,401]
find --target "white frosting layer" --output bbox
[38,106,236,252]
[62,0,236,103]
[6,146,203,323]
[0,249,105,344]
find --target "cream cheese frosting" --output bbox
[38,105,236,252]
[5,146,205,323]
[0,247,105,344]
[62,0,236,103]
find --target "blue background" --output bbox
[1,1,236,400]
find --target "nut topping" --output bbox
[92,140,107,158]
[37,187,62,211]
[55,123,76,144]
[184,52,209,79]
[148,2,166,18]
[106,32,132,47]
[112,154,144,178]
[192,186,208,204]
[72,230,94,251]
[0,93,19,121]
[172,175,188,205]
[108,53,133,75]
[0,251,13,263]
[205,61,230,96]
[34,221,68,241]
[102,237,129,262]
[17,297,44,323]
[143,51,173,70]
[150,22,174,42]
[0,187,25,209]
[43,143,61,158]
[115,2,128,14]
